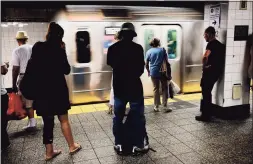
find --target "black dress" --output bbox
[31,41,71,116]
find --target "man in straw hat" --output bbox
[107,22,148,155]
[12,31,37,130]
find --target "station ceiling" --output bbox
[1,1,205,22]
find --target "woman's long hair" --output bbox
[46,22,64,47]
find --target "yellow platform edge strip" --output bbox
[25,93,202,119]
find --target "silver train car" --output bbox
[55,5,204,104]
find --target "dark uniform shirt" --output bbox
[107,40,145,101]
[203,39,225,79]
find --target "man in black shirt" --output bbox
[107,22,148,154]
[195,26,225,122]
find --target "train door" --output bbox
[140,24,182,97]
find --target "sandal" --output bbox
[45,150,62,161]
[69,144,82,155]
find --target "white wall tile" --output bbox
[227,29,234,37]
[226,55,233,64]
[223,98,242,107]
[226,46,234,55]
[235,11,243,20]
[240,46,246,55]
[227,19,235,29]
[224,81,232,90]
[242,11,250,20]
[233,46,240,55]
[240,41,246,47]
[231,73,242,81]
[224,90,232,99]
[225,65,233,73]
[241,20,249,25]
[227,38,234,46]
[234,19,242,25]
[231,55,239,64]
[229,2,236,10]
[233,41,241,47]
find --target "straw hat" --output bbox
[15,31,29,39]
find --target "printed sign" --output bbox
[209,5,220,29]
[209,5,221,37]
[105,27,121,35]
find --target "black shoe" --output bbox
[195,115,211,122]
[114,145,123,155]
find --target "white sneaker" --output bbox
[132,145,149,155]
[154,107,160,112]
[22,120,36,131]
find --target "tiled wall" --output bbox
[1,23,49,88]
[223,1,252,107]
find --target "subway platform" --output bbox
[2,93,252,164]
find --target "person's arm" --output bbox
[203,42,212,68]
[63,51,71,75]
[136,46,145,77]
[145,51,150,76]
[11,51,20,92]
[107,46,113,68]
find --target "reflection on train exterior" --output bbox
[56,5,204,104]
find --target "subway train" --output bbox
[55,5,205,104]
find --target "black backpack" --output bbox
[19,57,36,100]
[118,111,151,156]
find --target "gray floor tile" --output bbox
[180,124,205,132]
[74,134,89,142]
[171,119,195,126]
[153,156,184,164]
[123,154,153,164]
[173,132,199,143]
[176,152,210,164]
[94,146,116,158]
[72,149,97,163]
[155,136,181,146]
[183,140,210,152]
[90,138,113,148]
[148,147,173,160]
[74,159,100,164]
[165,143,193,155]
[148,129,169,138]
[87,131,109,140]
[164,126,188,135]
[99,155,123,164]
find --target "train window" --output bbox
[166,30,177,59]
[144,29,154,54]
[76,31,91,63]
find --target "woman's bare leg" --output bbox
[58,114,80,151]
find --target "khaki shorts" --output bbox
[17,75,33,109]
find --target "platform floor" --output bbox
[2,93,253,164]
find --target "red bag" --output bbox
[7,93,27,120]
